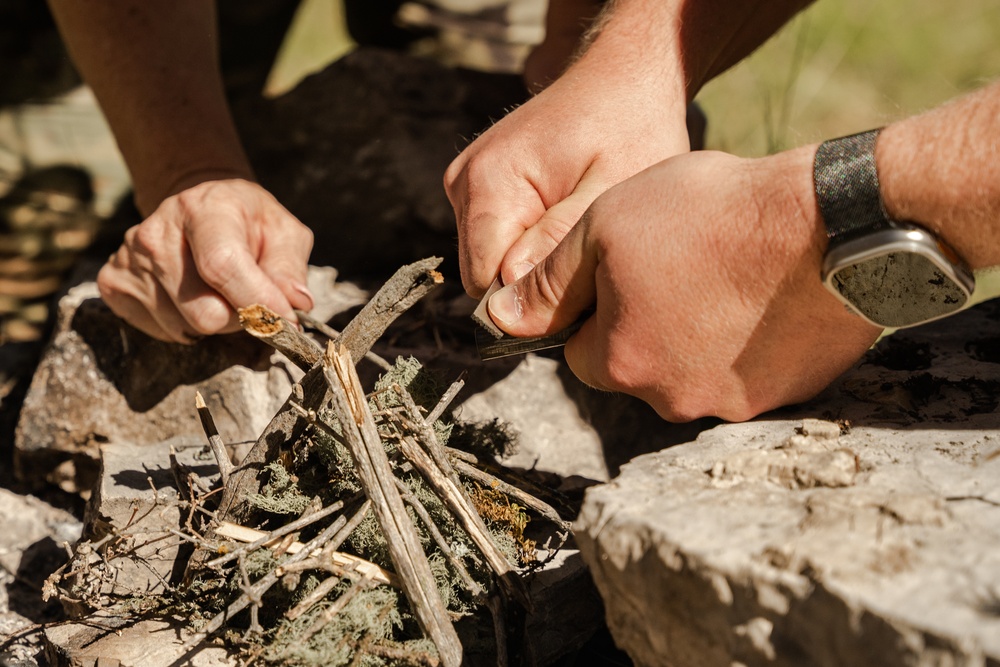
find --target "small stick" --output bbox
[324,341,463,667]
[214,521,396,587]
[285,573,343,621]
[450,459,570,530]
[206,499,346,568]
[425,376,465,425]
[444,446,576,519]
[296,309,392,371]
[323,499,374,558]
[394,477,484,599]
[394,385,462,488]
[338,257,443,364]
[358,637,441,667]
[239,304,323,372]
[397,435,530,608]
[195,391,234,484]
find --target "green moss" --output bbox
[247,462,313,515]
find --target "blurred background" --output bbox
[0,0,998,346]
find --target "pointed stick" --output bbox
[194,391,234,485]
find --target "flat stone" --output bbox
[67,439,217,601]
[456,353,709,488]
[0,487,82,659]
[44,616,233,667]
[13,266,366,494]
[574,299,1000,666]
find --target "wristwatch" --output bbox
[813,128,975,329]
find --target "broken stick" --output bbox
[323,341,463,667]
[239,304,323,371]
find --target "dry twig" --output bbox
[323,341,463,667]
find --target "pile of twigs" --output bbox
[44,257,572,667]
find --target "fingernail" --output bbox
[512,261,534,282]
[488,284,523,325]
[291,281,314,310]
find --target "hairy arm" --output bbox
[47,0,313,343]
[447,0,816,296]
[46,0,252,215]
[878,83,1000,269]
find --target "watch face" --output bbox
[823,226,975,329]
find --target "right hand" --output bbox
[98,179,315,343]
[445,40,692,297]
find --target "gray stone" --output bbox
[13,266,366,494]
[574,299,1000,666]
[0,487,82,654]
[44,616,233,667]
[454,351,710,488]
[69,439,215,601]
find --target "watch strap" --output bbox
[813,128,893,244]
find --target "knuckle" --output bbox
[187,306,230,336]
[196,245,241,287]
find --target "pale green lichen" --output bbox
[247,462,313,515]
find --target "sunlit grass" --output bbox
[697,0,1000,156]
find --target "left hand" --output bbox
[485,148,882,422]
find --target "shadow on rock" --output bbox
[72,298,277,412]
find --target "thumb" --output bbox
[487,216,598,337]
[257,215,315,313]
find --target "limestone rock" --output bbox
[69,440,216,601]
[13,266,366,494]
[44,616,233,667]
[0,487,82,661]
[456,353,708,488]
[575,299,1000,666]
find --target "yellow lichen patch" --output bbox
[468,483,536,566]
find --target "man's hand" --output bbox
[98,179,315,343]
[445,1,692,298]
[485,148,882,422]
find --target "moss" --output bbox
[247,462,313,515]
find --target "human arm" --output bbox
[47,0,313,342]
[446,0,815,297]
[522,0,602,94]
[484,81,1000,421]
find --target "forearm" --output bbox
[877,80,1000,269]
[47,0,252,215]
[577,0,814,102]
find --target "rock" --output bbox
[67,439,217,602]
[0,487,82,659]
[13,266,366,494]
[44,616,233,667]
[574,299,1000,666]
[456,353,710,488]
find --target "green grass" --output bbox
[697,0,1000,156]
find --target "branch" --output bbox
[194,391,234,485]
[239,304,323,372]
[338,257,443,363]
[323,341,462,667]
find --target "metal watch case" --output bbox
[821,222,975,329]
